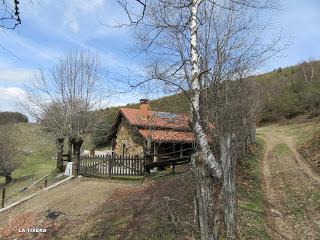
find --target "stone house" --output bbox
[106,99,195,160]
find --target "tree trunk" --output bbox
[221,134,236,240]
[56,138,64,172]
[67,140,72,162]
[190,1,222,239]
[5,174,12,184]
[71,138,83,176]
[249,123,256,144]
[303,65,308,83]
[192,152,221,240]
[190,0,221,178]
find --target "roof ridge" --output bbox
[119,107,191,131]
[121,107,187,115]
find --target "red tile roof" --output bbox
[138,129,195,143]
[106,107,195,143]
[116,107,194,143]
[120,108,190,131]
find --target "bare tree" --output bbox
[0,0,21,29]
[40,101,69,172]
[205,78,259,238]
[22,50,102,174]
[116,0,280,239]
[299,59,316,83]
[0,124,20,184]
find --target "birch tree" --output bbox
[116,0,279,239]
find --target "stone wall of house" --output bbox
[114,119,145,156]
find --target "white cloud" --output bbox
[107,92,145,107]
[60,0,125,37]
[0,68,36,84]
[69,21,80,33]
[23,0,128,41]
[0,87,26,112]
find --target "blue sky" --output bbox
[0,0,319,113]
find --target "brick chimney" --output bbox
[140,99,150,119]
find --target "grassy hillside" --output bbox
[0,123,100,205]
[0,123,56,185]
[256,61,320,122]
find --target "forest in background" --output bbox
[92,60,320,147]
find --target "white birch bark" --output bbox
[190,0,222,179]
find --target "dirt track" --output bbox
[260,129,320,239]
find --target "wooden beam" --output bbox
[153,142,159,162]
[1,188,5,208]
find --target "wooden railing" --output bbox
[79,155,145,177]
[80,147,194,178]
[147,147,194,158]
[144,147,194,174]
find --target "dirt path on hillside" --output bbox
[260,130,320,239]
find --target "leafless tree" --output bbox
[40,101,69,171]
[0,124,20,184]
[299,59,316,83]
[116,0,280,239]
[0,0,21,29]
[204,78,259,238]
[22,50,102,174]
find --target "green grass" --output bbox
[0,123,56,200]
[0,123,95,203]
[273,143,290,155]
[237,138,271,240]
[311,192,320,204]
[282,120,320,145]
[1,123,56,182]
[0,123,94,184]
[258,119,320,147]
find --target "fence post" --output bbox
[108,157,112,178]
[1,188,5,208]
[144,154,151,176]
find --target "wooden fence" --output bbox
[79,155,145,177]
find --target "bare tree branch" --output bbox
[0,0,21,30]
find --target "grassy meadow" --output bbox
[0,123,56,200]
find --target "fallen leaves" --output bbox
[0,211,64,240]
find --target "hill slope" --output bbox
[255,61,320,122]
[0,123,56,185]
[93,60,320,147]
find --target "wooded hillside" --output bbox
[92,60,320,147]
[0,112,28,124]
[257,60,320,122]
